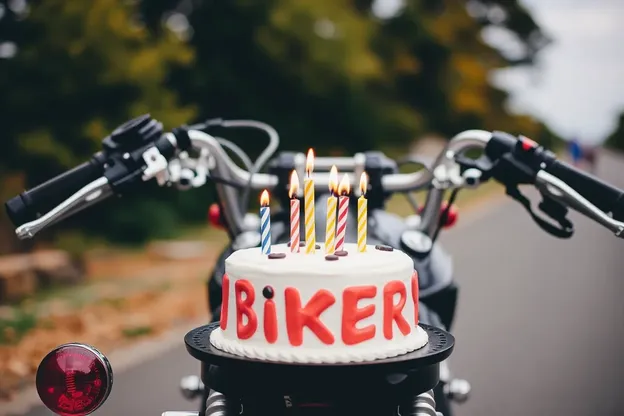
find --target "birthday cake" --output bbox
[209,243,428,364]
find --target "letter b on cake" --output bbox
[235,280,258,339]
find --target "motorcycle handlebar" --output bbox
[5,156,105,226]
[483,131,624,222]
[185,129,435,194]
[6,121,624,241]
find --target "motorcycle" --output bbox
[5,115,624,416]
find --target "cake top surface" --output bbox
[225,243,413,279]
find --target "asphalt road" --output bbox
[15,151,624,416]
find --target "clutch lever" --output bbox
[535,170,624,238]
[15,177,113,240]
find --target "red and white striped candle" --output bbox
[289,170,300,253]
[335,174,351,252]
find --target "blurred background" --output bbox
[0,0,623,415]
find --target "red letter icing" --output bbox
[383,281,411,339]
[220,274,230,330]
[235,279,258,339]
[411,271,419,325]
[263,298,278,344]
[342,285,377,345]
[285,288,336,346]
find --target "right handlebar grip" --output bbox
[545,159,624,220]
[5,156,105,227]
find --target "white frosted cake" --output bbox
[209,243,428,363]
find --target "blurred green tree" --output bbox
[0,0,196,249]
[605,111,624,152]
[0,0,562,250]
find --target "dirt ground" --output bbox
[0,238,225,400]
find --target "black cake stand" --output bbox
[184,322,454,407]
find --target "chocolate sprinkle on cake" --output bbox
[315,244,321,249]
[375,245,394,252]
[268,252,286,259]
[325,254,339,261]
[262,286,274,299]
[335,250,348,257]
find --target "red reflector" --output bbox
[519,135,538,151]
[417,202,458,228]
[441,201,458,228]
[208,203,225,229]
[36,343,112,416]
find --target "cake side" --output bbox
[210,243,427,363]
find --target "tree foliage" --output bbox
[605,111,624,152]
[0,0,561,249]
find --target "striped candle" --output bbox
[335,174,350,252]
[304,149,316,254]
[357,172,368,252]
[260,190,271,254]
[325,166,338,254]
[289,170,300,253]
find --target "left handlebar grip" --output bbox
[5,155,105,227]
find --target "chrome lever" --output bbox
[15,177,112,239]
[535,170,624,238]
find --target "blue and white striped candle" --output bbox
[260,190,272,254]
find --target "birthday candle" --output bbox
[289,170,300,253]
[325,166,338,254]
[358,172,368,252]
[260,190,271,254]
[304,149,316,254]
[335,174,350,252]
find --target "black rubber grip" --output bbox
[545,159,624,220]
[5,156,104,227]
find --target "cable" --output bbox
[215,136,255,212]
[216,137,254,173]
[405,192,420,213]
[220,120,280,211]
[431,188,460,244]
[188,118,279,213]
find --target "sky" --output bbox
[374,0,624,144]
[491,0,624,144]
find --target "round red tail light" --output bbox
[36,343,113,416]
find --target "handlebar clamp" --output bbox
[101,115,176,193]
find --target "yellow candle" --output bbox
[304,149,316,254]
[357,172,368,252]
[325,166,338,254]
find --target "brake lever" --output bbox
[15,177,113,240]
[535,170,624,238]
